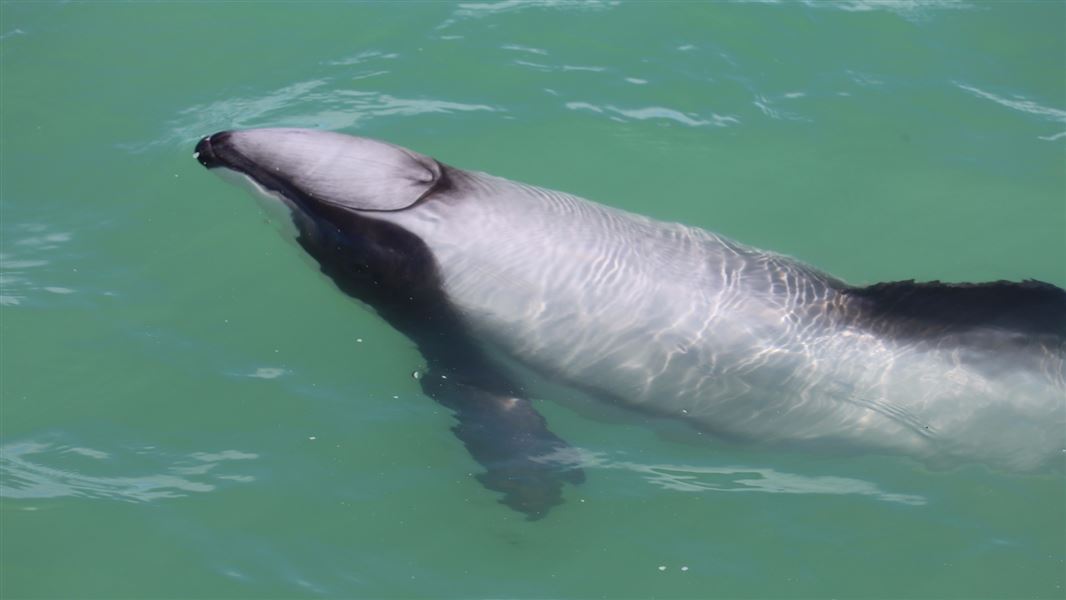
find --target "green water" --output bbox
[2,1,1064,598]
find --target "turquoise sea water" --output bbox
[2,1,1064,598]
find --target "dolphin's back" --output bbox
[392,167,1066,471]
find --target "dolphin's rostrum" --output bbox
[195,128,1065,519]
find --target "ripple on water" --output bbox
[437,0,620,30]
[500,43,548,56]
[0,440,259,502]
[0,28,27,41]
[547,448,926,505]
[245,367,288,380]
[736,0,973,22]
[955,81,1066,141]
[133,76,501,153]
[323,50,399,66]
[513,59,607,73]
[0,223,80,307]
[565,102,740,128]
[802,0,972,20]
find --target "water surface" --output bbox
[2,1,1064,598]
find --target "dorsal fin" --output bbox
[843,279,1066,339]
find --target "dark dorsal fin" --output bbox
[843,279,1066,339]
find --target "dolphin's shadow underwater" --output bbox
[195,129,1065,520]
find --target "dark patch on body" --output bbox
[841,279,1066,347]
[299,213,584,519]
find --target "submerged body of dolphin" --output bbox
[195,129,1065,518]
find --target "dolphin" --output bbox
[194,128,1065,519]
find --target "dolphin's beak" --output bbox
[194,131,231,169]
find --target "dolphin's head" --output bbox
[194,128,452,304]
[195,128,446,214]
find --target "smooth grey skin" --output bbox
[195,128,1066,518]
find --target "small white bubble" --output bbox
[681,566,689,572]
[356,338,363,343]
[308,436,317,441]
[412,370,422,380]
[658,566,667,572]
